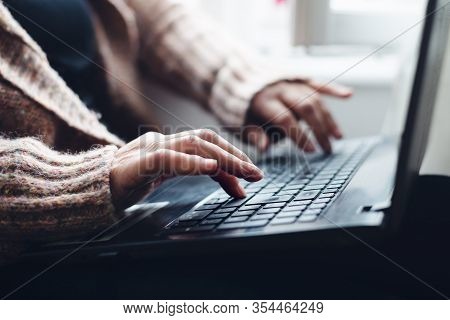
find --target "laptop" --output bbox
[25,0,450,261]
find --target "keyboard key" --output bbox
[270,217,296,225]
[222,197,250,208]
[247,195,293,205]
[263,203,285,209]
[208,212,231,219]
[179,210,212,221]
[313,198,331,204]
[245,187,261,193]
[303,185,324,191]
[225,216,249,223]
[319,193,335,198]
[324,188,339,193]
[283,184,305,190]
[215,207,236,214]
[295,190,320,200]
[282,205,306,212]
[258,207,281,214]
[196,204,221,211]
[216,220,269,230]
[278,189,298,195]
[314,174,334,180]
[288,179,309,185]
[298,215,318,223]
[238,205,261,211]
[277,211,301,218]
[292,199,312,205]
[309,179,330,185]
[302,209,322,215]
[251,213,275,220]
[270,183,287,188]
[309,203,327,209]
[201,218,223,225]
[231,210,256,217]
[259,187,280,194]
[327,184,342,189]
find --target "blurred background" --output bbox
[147,0,427,142]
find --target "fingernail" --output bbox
[237,183,247,198]
[251,164,264,178]
[243,163,264,180]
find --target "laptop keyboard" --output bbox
[164,142,373,235]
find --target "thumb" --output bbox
[243,125,270,152]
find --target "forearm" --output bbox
[0,137,120,242]
[126,0,307,127]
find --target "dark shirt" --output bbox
[4,0,100,109]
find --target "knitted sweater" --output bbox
[0,0,303,264]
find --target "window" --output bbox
[189,0,427,52]
[293,0,427,47]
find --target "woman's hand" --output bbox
[110,130,263,209]
[243,80,352,153]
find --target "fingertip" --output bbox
[303,141,315,153]
[236,183,247,198]
[334,129,343,139]
[256,135,269,152]
[338,87,353,98]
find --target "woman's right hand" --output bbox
[110,129,264,209]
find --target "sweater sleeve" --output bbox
[0,137,120,242]
[125,0,308,128]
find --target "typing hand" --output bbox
[243,81,352,153]
[110,130,263,209]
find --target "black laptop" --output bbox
[27,0,450,261]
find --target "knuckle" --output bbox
[186,134,200,145]
[200,128,217,139]
[146,140,160,152]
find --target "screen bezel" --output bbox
[388,0,450,231]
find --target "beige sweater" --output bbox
[0,0,302,263]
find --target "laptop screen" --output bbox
[389,0,450,231]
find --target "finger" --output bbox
[166,129,254,164]
[266,99,315,152]
[211,169,246,198]
[317,100,343,139]
[280,83,340,145]
[242,125,270,152]
[296,103,332,153]
[307,80,353,98]
[279,83,317,112]
[163,134,263,182]
[141,149,219,177]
